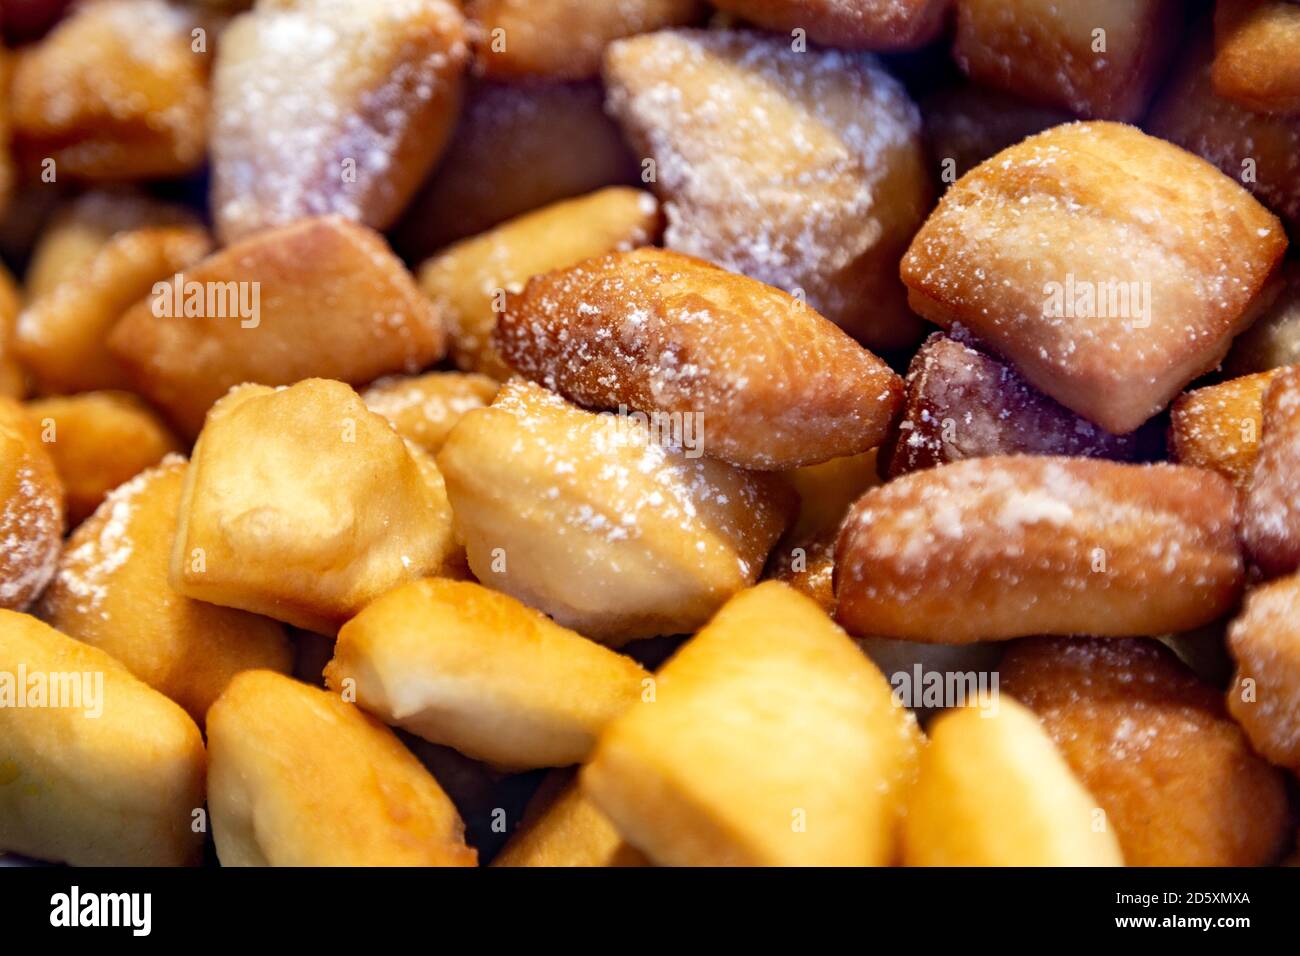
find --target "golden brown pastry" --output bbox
[0,396,62,611]
[1242,366,1300,576]
[0,609,206,866]
[437,379,794,644]
[38,458,293,725]
[902,121,1287,434]
[9,0,210,180]
[903,699,1123,866]
[420,187,661,378]
[835,457,1244,642]
[1004,636,1292,866]
[496,248,904,469]
[582,582,920,866]
[170,379,459,633]
[1148,32,1300,231]
[1212,0,1300,115]
[710,0,947,50]
[952,0,1180,121]
[22,188,197,300]
[604,28,931,350]
[362,372,499,454]
[325,578,649,768]
[469,0,705,79]
[1170,368,1283,489]
[25,391,181,526]
[492,770,647,867]
[109,216,445,437]
[206,669,476,866]
[16,206,211,396]
[210,0,469,242]
[1227,573,1300,773]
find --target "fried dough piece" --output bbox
[887,334,1155,477]
[470,0,704,79]
[171,380,458,633]
[834,457,1244,642]
[16,212,211,396]
[582,582,920,866]
[210,0,469,242]
[38,459,292,725]
[1227,573,1300,772]
[952,0,1180,121]
[22,189,198,301]
[903,699,1122,866]
[9,0,210,180]
[604,29,931,350]
[326,579,649,768]
[1213,0,1300,115]
[0,396,62,611]
[921,84,1073,187]
[1169,368,1281,489]
[438,380,793,644]
[709,0,947,50]
[1243,366,1300,576]
[0,610,206,866]
[497,248,904,469]
[420,187,661,378]
[206,670,476,866]
[108,216,445,438]
[1224,261,1300,376]
[902,121,1287,434]
[1004,637,1291,866]
[362,372,499,455]
[492,770,647,867]
[26,391,181,526]
[394,81,638,257]
[1148,34,1300,230]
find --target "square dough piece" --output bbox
[1212,0,1300,115]
[170,379,458,633]
[108,215,445,438]
[603,28,932,350]
[901,121,1287,434]
[581,582,920,866]
[1148,31,1300,231]
[0,610,206,867]
[952,0,1181,121]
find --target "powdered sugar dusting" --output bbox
[211,0,468,240]
[47,456,182,618]
[604,28,923,330]
[0,462,62,610]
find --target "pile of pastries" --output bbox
[1,0,1299,867]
